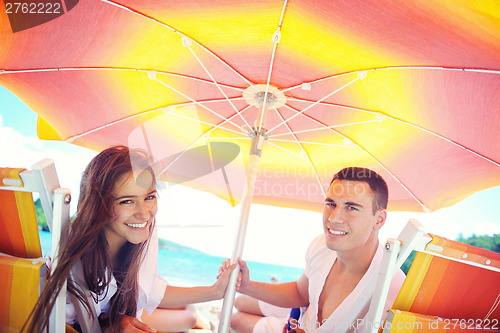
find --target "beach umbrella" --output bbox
[1,0,500,331]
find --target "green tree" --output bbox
[457,233,500,252]
[401,251,416,275]
[34,198,49,230]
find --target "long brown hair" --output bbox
[24,145,157,332]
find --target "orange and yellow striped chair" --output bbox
[0,167,43,259]
[0,255,47,332]
[0,159,70,333]
[383,310,498,333]
[366,219,500,333]
[392,235,500,321]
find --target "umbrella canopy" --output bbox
[1,0,499,213]
[2,1,500,331]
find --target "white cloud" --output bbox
[473,221,500,235]
[0,124,96,212]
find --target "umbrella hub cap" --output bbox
[248,128,269,140]
[255,91,277,106]
[243,84,287,108]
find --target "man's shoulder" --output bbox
[306,233,327,254]
[305,233,335,266]
[304,233,335,279]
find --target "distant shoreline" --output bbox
[39,231,304,287]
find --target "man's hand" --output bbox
[235,258,251,293]
[217,258,251,293]
[102,315,157,333]
[281,319,305,333]
[287,328,305,333]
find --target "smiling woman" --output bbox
[22,145,236,333]
[105,170,159,258]
[25,145,164,332]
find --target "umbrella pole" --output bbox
[218,131,265,333]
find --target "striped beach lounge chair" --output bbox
[0,159,71,333]
[365,219,500,333]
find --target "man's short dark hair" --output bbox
[330,167,388,213]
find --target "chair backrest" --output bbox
[384,309,499,333]
[0,256,47,332]
[0,167,43,258]
[0,159,70,333]
[366,219,500,333]
[393,234,500,320]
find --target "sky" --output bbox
[1,85,499,268]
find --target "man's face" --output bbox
[322,179,386,253]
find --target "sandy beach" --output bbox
[193,299,225,332]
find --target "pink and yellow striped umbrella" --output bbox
[1,0,499,213]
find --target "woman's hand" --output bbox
[217,258,251,293]
[213,259,238,298]
[102,314,157,333]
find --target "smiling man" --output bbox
[231,167,406,333]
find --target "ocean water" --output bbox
[40,231,303,286]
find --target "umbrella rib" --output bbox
[206,137,251,141]
[385,115,500,167]
[65,109,160,142]
[270,138,352,148]
[101,0,254,87]
[65,105,244,143]
[280,103,431,211]
[162,105,253,173]
[351,140,432,212]
[271,120,379,138]
[356,141,432,212]
[171,96,248,104]
[283,95,499,166]
[151,74,246,133]
[271,107,326,197]
[257,0,289,131]
[280,66,500,93]
[185,45,253,130]
[0,67,248,93]
[266,141,305,159]
[267,75,363,134]
[286,97,377,114]
[163,111,246,137]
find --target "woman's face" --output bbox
[105,171,158,254]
